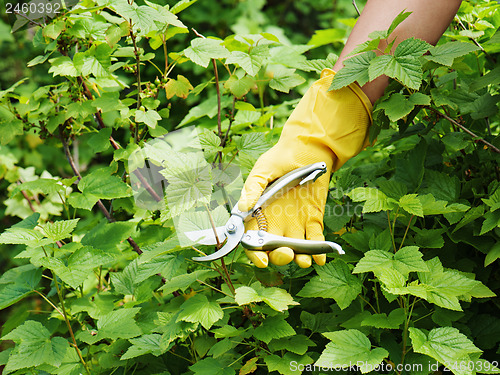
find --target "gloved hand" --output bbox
[239,69,372,268]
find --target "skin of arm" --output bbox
[333,0,463,104]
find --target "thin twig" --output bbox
[428,107,500,153]
[352,0,360,16]
[60,128,143,254]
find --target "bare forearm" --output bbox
[333,0,462,103]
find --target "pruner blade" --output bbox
[192,216,245,261]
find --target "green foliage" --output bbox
[0,0,499,374]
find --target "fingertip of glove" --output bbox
[294,254,312,268]
[312,254,327,266]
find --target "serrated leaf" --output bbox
[308,28,345,47]
[121,334,163,360]
[426,42,479,66]
[0,266,42,310]
[112,2,166,34]
[224,75,255,98]
[189,357,235,375]
[317,329,389,373]
[347,187,396,213]
[354,246,428,278]
[297,260,362,310]
[268,335,315,356]
[171,0,198,14]
[73,44,111,77]
[11,178,65,197]
[240,357,258,375]
[159,269,218,294]
[330,51,376,90]
[480,210,500,235]
[48,56,79,77]
[135,108,162,128]
[399,194,424,217]
[485,242,500,267]
[78,168,132,200]
[184,38,229,68]
[41,219,79,242]
[409,327,482,375]
[81,221,136,252]
[377,93,414,122]
[177,294,223,330]
[361,308,405,329]
[264,353,313,375]
[96,308,142,341]
[369,38,430,90]
[234,282,299,312]
[2,321,68,373]
[418,194,469,216]
[165,74,193,99]
[226,45,269,76]
[269,68,305,93]
[253,315,295,344]
[161,152,212,217]
[416,258,485,311]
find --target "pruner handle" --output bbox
[241,230,344,255]
[232,162,328,221]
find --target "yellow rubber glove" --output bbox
[239,69,373,268]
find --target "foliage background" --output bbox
[0,0,499,374]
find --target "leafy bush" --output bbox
[0,0,499,374]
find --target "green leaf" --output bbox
[81,221,136,252]
[121,334,163,360]
[159,269,218,294]
[485,242,500,267]
[189,357,235,375]
[170,0,198,14]
[95,308,142,341]
[354,246,428,278]
[317,329,389,373]
[399,194,424,217]
[347,187,396,213]
[0,117,23,145]
[73,43,112,77]
[297,260,362,310]
[10,178,65,198]
[184,38,229,68]
[224,75,255,98]
[377,93,414,122]
[177,294,223,330]
[416,258,484,311]
[268,335,315,356]
[269,68,305,93]
[414,228,445,249]
[469,66,500,91]
[361,308,405,329]
[308,28,345,47]
[88,128,112,153]
[78,167,132,200]
[41,219,79,242]
[426,42,479,66]
[165,75,193,99]
[135,108,162,128]
[294,53,337,73]
[112,2,166,34]
[226,45,269,76]
[418,194,469,216]
[480,210,500,235]
[198,129,222,158]
[160,152,212,217]
[234,282,299,312]
[41,246,114,289]
[2,321,68,373]
[330,51,376,90]
[482,188,500,212]
[252,315,295,344]
[409,327,482,375]
[264,353,313,375]
[369,38,431,90]
[0,266,42,310]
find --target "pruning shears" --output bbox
[184,162,344,262]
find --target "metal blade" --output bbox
[183,226,227,245]
[193,216,244,261]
